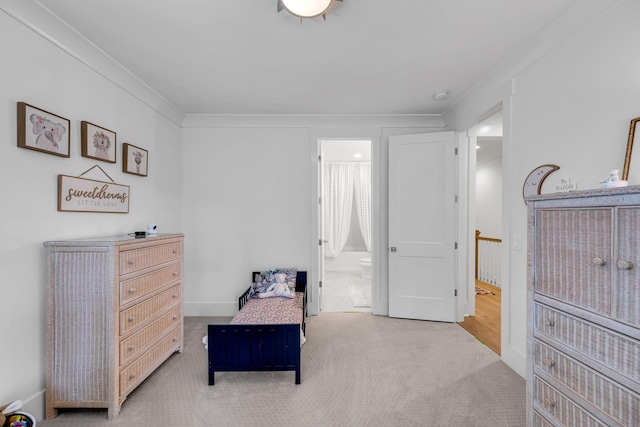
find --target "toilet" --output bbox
[359,258,371,279]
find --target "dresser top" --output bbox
[44,233,183,247]
[526,185,640,204]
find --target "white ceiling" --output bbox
[36,0,577,115]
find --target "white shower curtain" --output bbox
[324,162,354,258]
[324,161,371,257]
[354,162,372,252]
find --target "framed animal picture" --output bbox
[123,143,148,177]
[81,121,116,163]
[17,102,70,157]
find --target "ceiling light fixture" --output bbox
[278,0,343,20]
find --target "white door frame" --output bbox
[308,128,382,316]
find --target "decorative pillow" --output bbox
[248,272,270,298]
[264,268,297,292]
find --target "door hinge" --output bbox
[319,239,322,246]
[319,280,323,288]
[455,195,458,203]
[318,197,322,204]
[455,148,458,155]
[455,242,458,249]
[318,155,322,162]
[455,289,458,297]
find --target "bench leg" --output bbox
[209,370,215,386]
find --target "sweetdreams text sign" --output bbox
[58,175,130,213]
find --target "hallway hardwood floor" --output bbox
[458,281,501,355]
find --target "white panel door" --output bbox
[388,132,456,322]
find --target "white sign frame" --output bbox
[58,175,130,213]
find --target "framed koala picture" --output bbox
[17,102,71,157]
[81,121,117,163]
[123,143,148,177]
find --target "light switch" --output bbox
[514,235,522,252]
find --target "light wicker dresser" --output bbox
[527,187,640,427]
[44,233,184,419]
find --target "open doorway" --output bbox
[319,139,372,313]
[458,111,503,355]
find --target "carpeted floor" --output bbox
[39,314,525,427]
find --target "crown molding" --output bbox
[182,113,446,129]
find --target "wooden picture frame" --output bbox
[81,121,116,163]
[17,102,70,157]
[123,143,148,177]
[622,116,640,183]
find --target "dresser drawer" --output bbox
[120,284,181,335]
[534,339,640,426]
[119,242,182,275]
[534,303,640,386]
[119,325,182,396]
[119,262,182,306]
[119,307,182,366]
[534,376,606,427]
[534,208,612,316]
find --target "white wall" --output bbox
[0,8,183,418]
[180,126,312,315]
[444,0,638,376]
[476,159,503,239]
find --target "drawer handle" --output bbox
[617,260,634,270]
[544,397,555,409]
[173,250,177,254]
[173,315,178,320]
[544,318,554,327]
[592,257,606,266]
[128,260,134,265]
[129,374,136,380]
[543,358,555,368]
[128,317,135,323]
[128,346,135,352]
[129,287,135,293]
[172,294,178,298]
[173,336,177,342]
[173,271,178,276]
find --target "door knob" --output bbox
[390,247,397,252]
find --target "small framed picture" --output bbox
[123,143,148,177]
[81,121,116,163]
[17,102,71,157]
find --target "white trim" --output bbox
[183,114,446,129]
[308,128,382,316]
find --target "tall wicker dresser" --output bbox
[527,187,640,426]
[44,233,184,419]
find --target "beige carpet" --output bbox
[40,314,525,427]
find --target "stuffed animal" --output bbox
[258,272,294,299]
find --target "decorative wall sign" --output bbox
[622,116,640,182]
[123,143,148,177]
[58,166,129,213]
[17,102,70,157]
[81,121,116,163]
[523,164,560,203]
